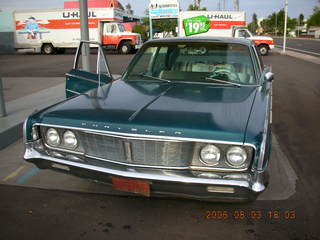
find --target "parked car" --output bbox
[24,37,273,201]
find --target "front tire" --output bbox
[259,45,269,56]
[42,43,55,55]
[119,42,132,54]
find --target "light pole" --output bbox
[79,0,91,71]
[234,0,239,11]
[149,4,153,40]
[283,0,288,53]
[297,18,300,38]
[0,78,6,117]
[275,13,277,36]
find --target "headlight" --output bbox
[63,130,78,149]
[46,128,60,147]
[200,144,221,166]
[226,146,247,167]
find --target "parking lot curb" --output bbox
[273,48,320,65]
[0,83,65,150]
[272,36,320,42]
[0,122,24,150]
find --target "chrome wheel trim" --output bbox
[260,47,267,55]
[122,45,128,53]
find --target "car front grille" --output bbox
[78,131,195,167]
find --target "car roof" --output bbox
[147,36,254,46]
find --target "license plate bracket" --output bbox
[112,176,150,197]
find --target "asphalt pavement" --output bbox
[0,51,135,77]
[0,51,320,239]
[0,52,134,102]
[273,36,320,57]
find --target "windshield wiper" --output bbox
[204,77,241,87]
[129,73,171,83]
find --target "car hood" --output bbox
[37,80,257,143]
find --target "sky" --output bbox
[0,0,319,20]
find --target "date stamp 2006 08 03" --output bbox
[205,210,296,220]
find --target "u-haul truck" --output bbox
[179,11,274,56]
[14,8,142,54]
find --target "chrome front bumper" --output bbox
[24,142,267,201]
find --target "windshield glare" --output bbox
[125,42,257,85]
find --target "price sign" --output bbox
[183,15,211,36]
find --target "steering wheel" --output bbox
[210,66,240,82]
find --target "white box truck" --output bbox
[14,8,142,54]
[179,11,274,56]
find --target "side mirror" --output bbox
[264,72,274,82]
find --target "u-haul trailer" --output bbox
[179,11,274,56]
[14,8,142,54]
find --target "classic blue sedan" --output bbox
[24,37,273,201]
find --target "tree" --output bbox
[139,17,178,40]
[187,4,207,10]
[248,13,258,33]
[153,19,178,36]
[125,3,132,10]
[142,17,149,26]
[260,9,298,35]
[299,14,304,25]
[132,24,148,42]
[125,3,133,15]
[307,6,320,26]
[288,18,298,31]
[188,0,207,11]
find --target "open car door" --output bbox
[65,41,113,98]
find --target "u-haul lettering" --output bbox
[63,11,97,18]
[207,14,233,20]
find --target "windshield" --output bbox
[118,24,125,32]
[124,42,257,85]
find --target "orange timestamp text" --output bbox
[205,210,296,220]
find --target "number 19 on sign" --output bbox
[183,15,211,36]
